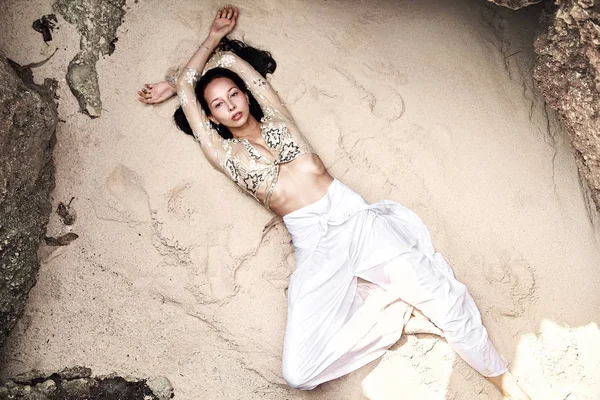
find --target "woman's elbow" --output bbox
[174,75,189,92]
[174,79,184,92]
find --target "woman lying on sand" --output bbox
[138,5,531,399]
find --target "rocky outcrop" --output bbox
[0,366,174,400]
[0,54,57,351]
[487,0,543,9]
[54,0,126,118]
[533,1,600,212]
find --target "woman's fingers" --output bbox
[137,86,154,103]
[226,5,233,19]
[229,7,238,26]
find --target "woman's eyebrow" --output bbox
[211,87,237,105]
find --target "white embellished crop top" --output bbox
[175,51,314,210]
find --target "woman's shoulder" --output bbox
[261,115,294,132]
[261,109,299,127]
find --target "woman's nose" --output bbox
[228,102,236,111]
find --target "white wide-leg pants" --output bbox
[281,179,507,390]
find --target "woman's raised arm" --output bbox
[174,5,238,168]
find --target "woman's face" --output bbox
[204,77,250,128]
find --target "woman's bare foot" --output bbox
[137,81,176,104]
[486,371,531,400]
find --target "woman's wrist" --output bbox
[202,36,221,52]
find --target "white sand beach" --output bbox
[1,0,599,398]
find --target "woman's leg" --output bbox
[487,372,531,400]
[356,248,530,399]
[282,277,412,390]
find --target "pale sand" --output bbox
[1,0,599,399]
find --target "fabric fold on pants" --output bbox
[281,179,507,390]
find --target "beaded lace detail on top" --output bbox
[175,51,314,210]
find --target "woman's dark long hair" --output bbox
[173,37,277,139]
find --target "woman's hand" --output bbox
[208,5,238,41]
[137,81,176,105]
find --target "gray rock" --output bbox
[533,0,600,212]
[37,379,56,395]
[0,53,57,352]
[66,56,102,118]
[12,370,47,384]
[146,376,175,400]
[54,0,126,118]
[60,378,91,396]
[0,367,174,399]
[56,366,92,380]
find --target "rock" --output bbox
[0,367,174,399]
[66,57,102,118]
[12,370,47,384]
[54,0,126,118]
[38,379,56,395]
[0,53,57,352]
[146,376,174,400]
[487,0,543,9]
[60,379,91,397]
[56,366,92,380]
[533,1,600,212]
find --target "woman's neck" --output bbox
[231,116,261,140]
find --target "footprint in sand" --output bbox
[99,164,151,224]
[186,228,239,303]
[165,182,199,222]
[475,253,537,318]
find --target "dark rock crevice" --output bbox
[0,52,57,353]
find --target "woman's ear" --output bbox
[208,115,219,125]
[245,92,250,105]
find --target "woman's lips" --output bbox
[232,111,242,121]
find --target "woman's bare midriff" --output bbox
[267,153,333,217]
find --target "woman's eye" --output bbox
[215,102,223,108]
[231,92,238,97]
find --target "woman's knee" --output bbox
[282,358,312,390]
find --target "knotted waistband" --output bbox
[283,179,371,242]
